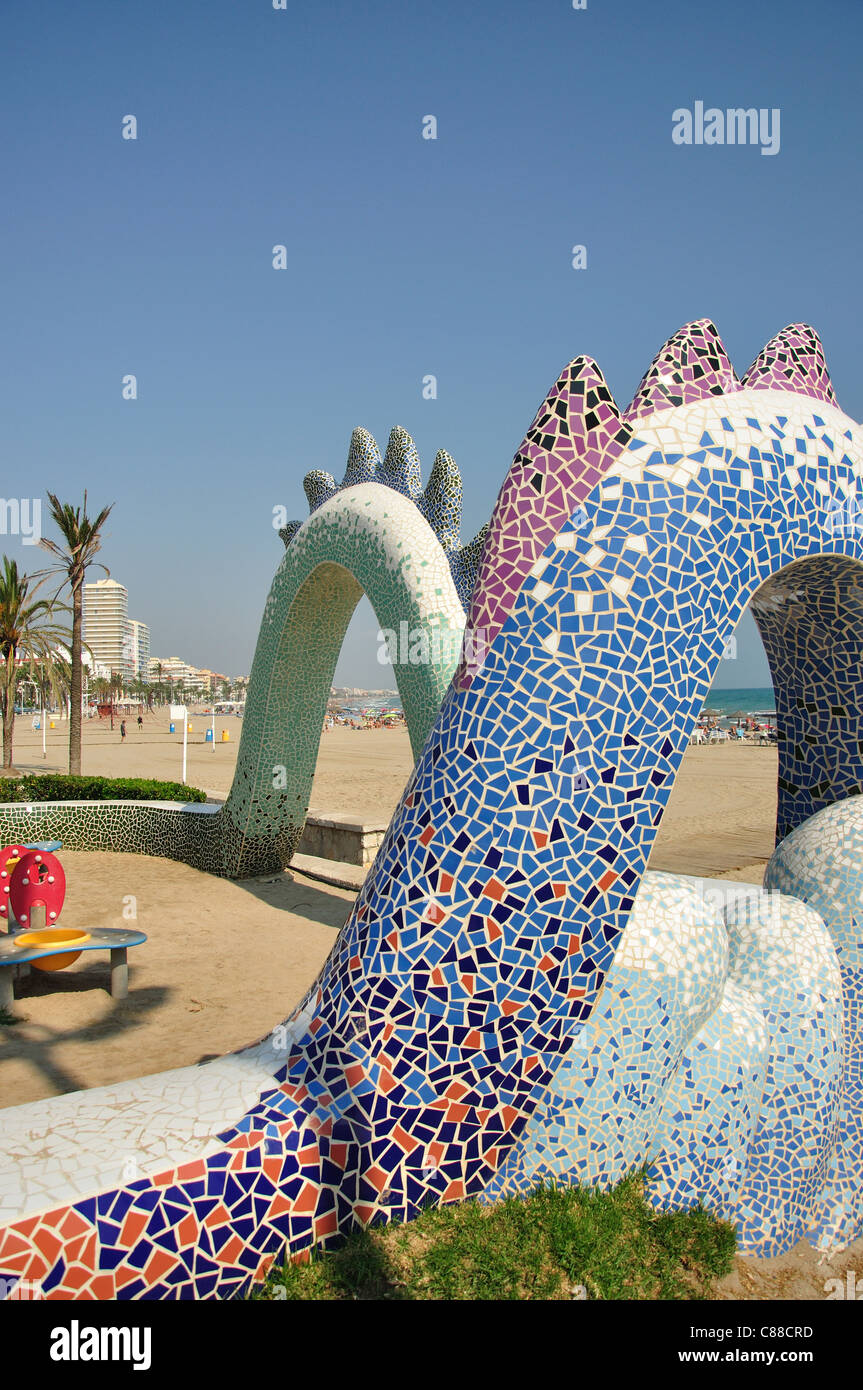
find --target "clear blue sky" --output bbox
[3,0,861,688]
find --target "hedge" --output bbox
[0,774,207,804]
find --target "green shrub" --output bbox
[0,774,206,804]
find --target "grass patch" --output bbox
[254,1173,735,1301]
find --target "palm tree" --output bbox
[38,492,114,775]
[0,558,71,769]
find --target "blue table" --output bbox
[0,927,147,1008]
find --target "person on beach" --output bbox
[137,715,143,730]
[120,720,127,743]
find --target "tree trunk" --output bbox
[1,655,14,769]
[69,575,83,775]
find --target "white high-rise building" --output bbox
[127,619,151,683]
[83,579,133,684]
[148,655,205,694]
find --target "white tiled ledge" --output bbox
[0,1018,310,1223]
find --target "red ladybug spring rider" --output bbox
[3,849,67,929]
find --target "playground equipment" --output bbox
[0,321,862,1298]
[0,843,63,923]
[0,925,146,1007]
[8,850,66,931]
[12,927,91,971]
[0,428,477,873]
[0,844,147,1006]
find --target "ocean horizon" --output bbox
[704,686,775,716]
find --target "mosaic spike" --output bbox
[457,355,631,687]
[741,323,838,406]
[379,425,423,500]
[302,470,337,512]
[342,426,382,487]
[419,449,462,552]
[624,318,740,421]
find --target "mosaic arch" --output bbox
[2,320,863,1298]
[214,460,471,878]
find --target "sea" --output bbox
[335,695,403,715]
[703,687,775,717]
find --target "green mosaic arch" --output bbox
[214,482,466,876]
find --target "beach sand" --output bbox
[6,714,857,1297]
[7,712,415,819]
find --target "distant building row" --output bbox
[82,578,239,694]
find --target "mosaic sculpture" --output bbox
[1,320,862,1298]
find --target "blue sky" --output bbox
[3,0,861,688]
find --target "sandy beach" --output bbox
[7,711,415,817]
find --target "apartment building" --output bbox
[83,578,133,685]
[126,619,151,683]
